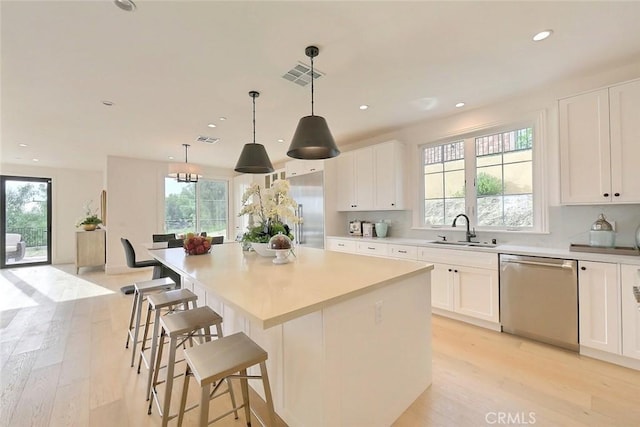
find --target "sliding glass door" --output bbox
[0,176,52,268]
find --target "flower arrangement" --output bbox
[238,180,300,243]
[76,201,103,228]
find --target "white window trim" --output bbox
[416,110,548,233]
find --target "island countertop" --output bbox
[150,244,432,329]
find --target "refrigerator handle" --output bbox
[296,204,303,244]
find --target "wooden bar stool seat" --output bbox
[138,288,198,400]
[125,277,176,367]
[149,306,237,427]
[177,332,276,427]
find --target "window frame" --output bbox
[417,113,547,233]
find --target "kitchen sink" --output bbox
[431,240,498,248]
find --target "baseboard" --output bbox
[432,308,501,331]
[580,346,640,371]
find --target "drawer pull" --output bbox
[633,286,640,304]
[338,243,344,247]
[398,250,407,254]
[367,247,376,250]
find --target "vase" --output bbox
[83,224,97,231]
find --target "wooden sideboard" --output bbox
[75,230,106,274]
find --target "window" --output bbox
[421,124,540,231]
[164,178,229,239]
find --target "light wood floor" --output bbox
[2,265,640,427]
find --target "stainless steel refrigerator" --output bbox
[289,171,324,249]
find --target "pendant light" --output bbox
[287,45,340,160]
[169,143,202,183]
[234,91,274,174]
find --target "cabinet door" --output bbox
[355,241,388,257]
[354,147,374,210]
[559,89,612,204]
[286,159,324,178]
[609,80,640,203]
[453,265,499,322]
[326,238,357,254]
[336,152,357,211]
[621,264,640,360]
[75,230,105,273]
[374,141,404,210]
[431,263,454,311]
[578,261,620,353]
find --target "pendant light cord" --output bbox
[183,143,189,164]
[310,55,315,116]
[252,94,256,144]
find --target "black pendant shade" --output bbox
[287,115,339,159]
[287,45,340,160]
[234,91,274,174]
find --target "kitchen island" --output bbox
[150,244,433,427]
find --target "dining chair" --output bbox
[153,233,177,243]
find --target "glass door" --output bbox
[0,176,52,268]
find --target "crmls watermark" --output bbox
[485,411,537,425]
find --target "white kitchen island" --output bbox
[150,244,433,427]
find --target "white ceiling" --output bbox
[2,1,640,172]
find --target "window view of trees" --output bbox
[5,181,49,248]
[164,178,228,239]
[422,126,534,230]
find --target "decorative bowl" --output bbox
[251,242,276,257]
[184,236,212,255]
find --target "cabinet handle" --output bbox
[391,203,395,206]
[614,192,620,197]
[603,193,609,197]
[454,269,458,273]
[580,266,586,271]
[310,168,316,171]
[367,247,376,250]
[448,268,452,272]
[398,250,407,254]
[338,243,344,247]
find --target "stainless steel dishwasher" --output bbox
[500,254,579,351]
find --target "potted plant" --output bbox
[238,180,299,254]
[76,201,103,231]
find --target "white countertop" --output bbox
[150,244,433,329]
[327,235,640,265]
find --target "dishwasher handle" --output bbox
[501,259,575,270]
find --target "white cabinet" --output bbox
[233,174,254,239]
[621,264,640,360]
[75,230,106,274]
[418,247,499,324]
[356,241,388,257]
[264,169,286,188]
[335,141,405,211]
[285,159,323,177]
[336,149,374,211]
[578,261,620,353]
[387,244,418,260]
[373,141,405,210]
[559,79,640,204]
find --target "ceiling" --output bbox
[2,1,640,172]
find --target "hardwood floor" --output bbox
[2,264,640,426]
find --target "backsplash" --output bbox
[335,204,640,249]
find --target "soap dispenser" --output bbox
[589,214,616,248]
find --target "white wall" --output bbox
[0,163,104,263]
[326,58,640,248]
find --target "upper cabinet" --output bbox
[285,159,324,178]
[335,140,406,211]
[559,79,640,204]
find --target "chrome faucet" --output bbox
[452,214,476,242]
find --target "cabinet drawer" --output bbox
[327,238,357,253]
[356,242,389,257]
[388,244,418,260]
[418,246,497,269]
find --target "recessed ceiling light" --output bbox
[207,123,217,128]
[359,105,369,110]
[32,158,39,162]
[168,156,174,160]
[533,30,553,42]
[219,117,227,121]
[114,0,136,12]
[455,102,465,108]
[277,139,284,143]
[18,143,28,147]
[102,100,114,106]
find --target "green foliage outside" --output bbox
[5,182,48,247]
[476,172,503,196]
[164,179,228,237]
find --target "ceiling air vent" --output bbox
[196,136,219,144]
[282,62,324,87]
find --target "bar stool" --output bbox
[138,289,198,400]
[149,306,238,427]
[177,332,276,427]
[125,277,176,367]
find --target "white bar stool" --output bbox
[138,288,198,400]
[125,277,176,367]
[148,306,237,427]
[177,332,276,427]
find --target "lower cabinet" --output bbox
[419,247,499,325]
[75,230,106,274]
[621,264,640,360]
[326,238,357,254]
[578,261,621,353]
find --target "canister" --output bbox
[589,214,616,247]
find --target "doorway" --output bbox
[0,176,52,268]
